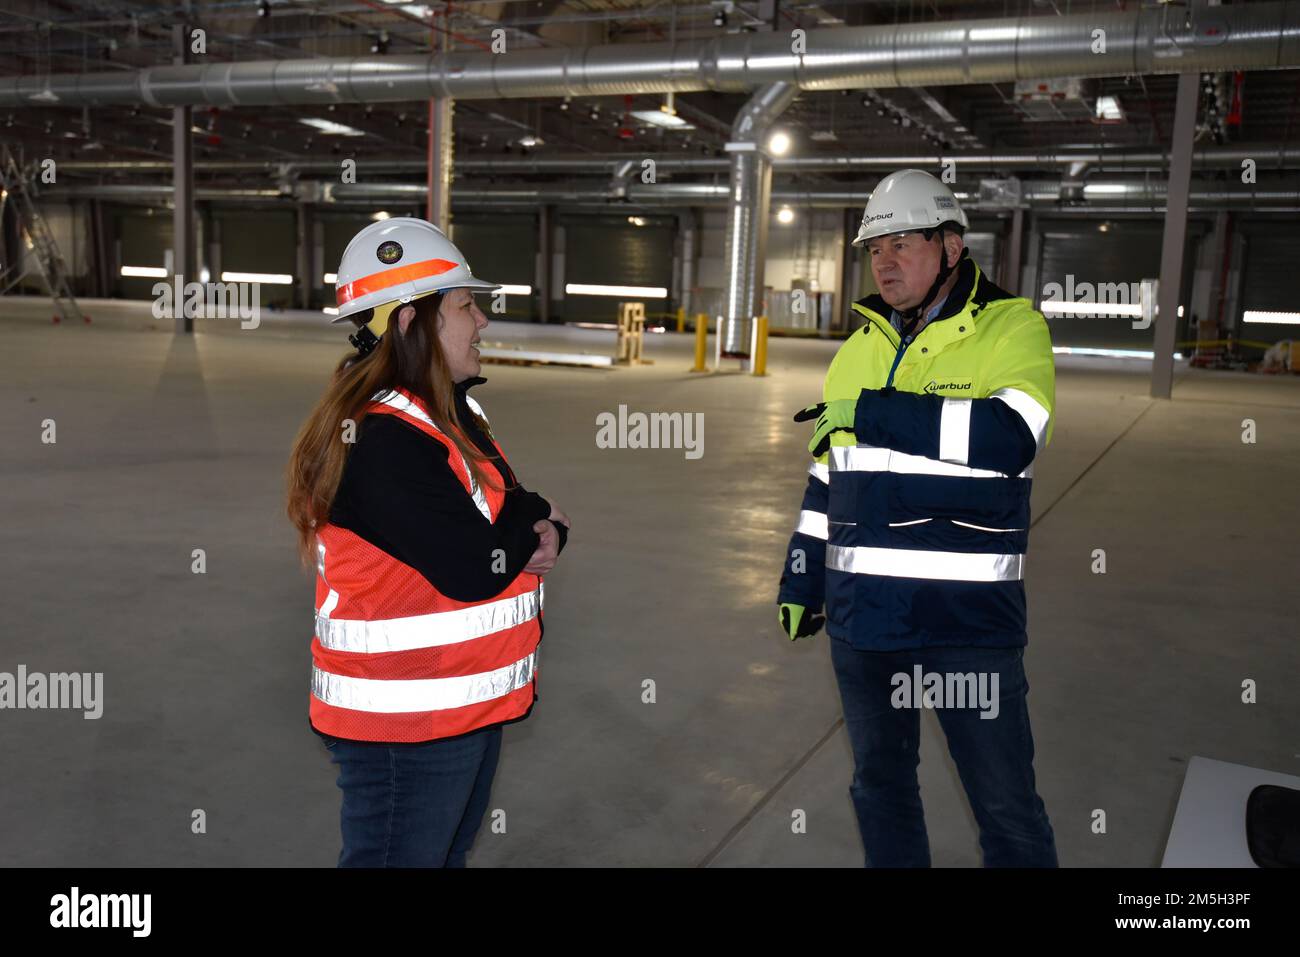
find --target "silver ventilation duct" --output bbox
[48,146,1300,176]
[49,181,1300,209]
[721,83,798,356]
[2,3,1298,108]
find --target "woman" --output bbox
[286,217,569,867]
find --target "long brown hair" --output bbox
[286,292,502,567]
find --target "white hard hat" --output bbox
[331,217,500,335]
[852,169,969,247]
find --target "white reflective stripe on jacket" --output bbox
[826,543,1024,582]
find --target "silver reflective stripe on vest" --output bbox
[795,509,828,541]
[316,540,340,620]
[372,389,493,520]
[991,388,1050,450]
[826,544,1024,582]
[312,650,536,714]
[316,583,544,653]
[809,461,829,484]
[829,444,1030,480]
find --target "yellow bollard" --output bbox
[675,307,686,333]
[751,316,769,376]
[691,312,709,372]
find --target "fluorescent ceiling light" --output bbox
[1244,310,1300,325]
[382,1,433,17]
[323,272,338,285]
[1053,346,1185,360]
[566,283,668,299]
[630,109,691,129]
[322,306,340,316]
[371,211,391,221]
[222,271,294,285]
[1095,95,1124,121]
[120,265,167,278]
[496,284,532,296]
[627,216,647,226]
[518,134,544,147]
[1083,183,1130,196]
[1040,300,1142,318]
[300,117,366,137]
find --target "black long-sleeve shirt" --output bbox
[328,377,566,603]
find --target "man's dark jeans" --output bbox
[829,638,1058,867]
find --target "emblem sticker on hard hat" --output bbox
[376,241,403,265]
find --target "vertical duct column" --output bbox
[721,82,797,356]
[172,24,195,334]
[1152,72,1200,399]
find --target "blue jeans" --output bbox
[829,638,1058,867]
[322,724,502,868]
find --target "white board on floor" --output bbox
[1162,755,1300,868]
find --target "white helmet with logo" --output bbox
[852,168,969,247]
[331,217,499,349]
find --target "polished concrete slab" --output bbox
[1,297,1297,867]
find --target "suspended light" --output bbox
[768,131,791,155]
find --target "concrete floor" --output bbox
[2,296,1297,867]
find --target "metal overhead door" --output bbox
[1238,221,1296,343]
[1037,219,1201,350]
[561,215,674,323]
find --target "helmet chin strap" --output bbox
[897,227,960,334]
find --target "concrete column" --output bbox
[312,217,325,303]
[1189,211,1228,355]
[295,202,312,310]
[836,207,858,331]
[678,208,698,318]
[1021,216,1043,309]
[427,98,453,235]
[208,216,222,288]
[195,201,213,283]
[1002,207,1024,293]
[551,223,565,322]
[171,23,195,333]
[88,199,112,297]
[1221,230,1246,340]
[1151,72,1199,399]
[537,204,552,323]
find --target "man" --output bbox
[777,169,1058,867]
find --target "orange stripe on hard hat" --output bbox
[336,258,459,306]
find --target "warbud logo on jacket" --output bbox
[923,379,974,395]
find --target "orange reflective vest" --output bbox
[309,387,543,742]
